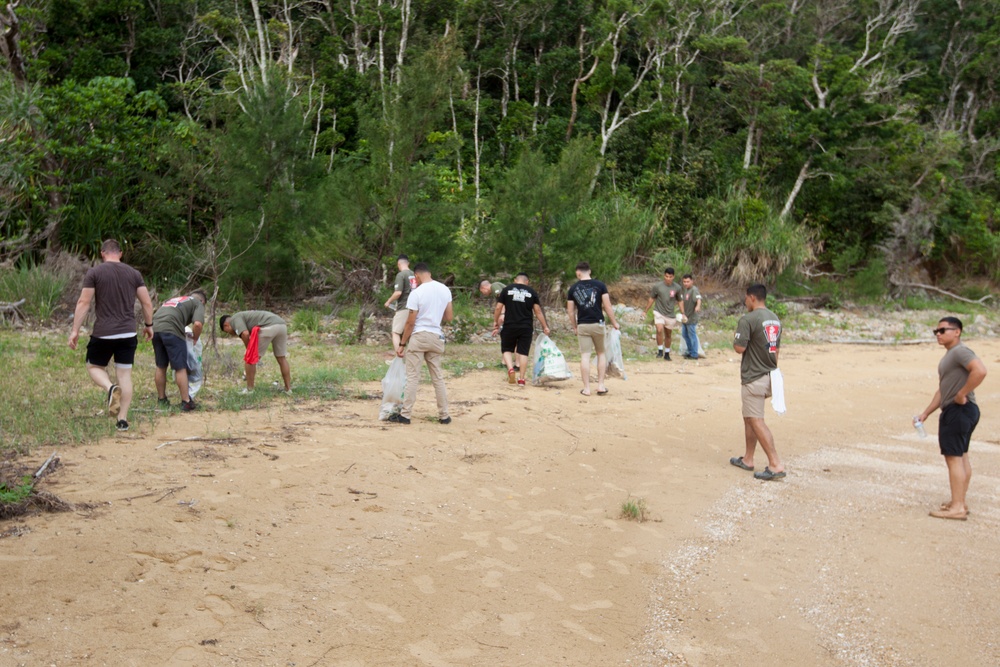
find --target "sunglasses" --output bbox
[933,327,958,335]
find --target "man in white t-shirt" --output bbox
[391,262,454,424]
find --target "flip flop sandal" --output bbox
[753,467,786,481]
[729,456,754,471]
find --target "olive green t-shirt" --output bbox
[734,307,781,384]
[680,285,702,324]
[393,270,416,305]
[229,310,285,336]
[152,295,205,339]
[651,281,682,316]
[939,343,979,408]
[491,282,506,298]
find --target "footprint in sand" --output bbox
[438,550,469,562]
[570,599,613,611]
[460,531,491,548]
[536,583,564,602]
[499,612,535,636]
[577,562,595,578]
[496,536,518,552]
[413,575,436,594]
[607,560,630,575]
[560,620,605,643]
[365,601,405,624]
[614,546,637,558]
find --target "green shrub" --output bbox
[0,262,72,323]
[290,308,322,333]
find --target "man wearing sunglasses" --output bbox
[915,317,987,520]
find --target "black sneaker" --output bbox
[180,399,196,412]
[107,385,122,417]
[116,419,130,432]
[663,352,671,361]
[656,349,663,358]
[158,397,170,407]
[387,413,411,424]
[440,417,452,424]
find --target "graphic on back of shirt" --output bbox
[507,287,531,303]
[162,296,194,308]
[572,285,599,309]
[764,321,780,354]
[408,275,417,289]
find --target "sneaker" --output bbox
[116,419,130,432]
[507,369,516,384]
[180,399,196,412]
[158,397,170,407]
[663,352,671,361]
[656,349,663,358]
[439,417,452,424]
[387,413,411,424]
[107,385,122,417]
[516,378,526,386]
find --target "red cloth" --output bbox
[244,326,261,364]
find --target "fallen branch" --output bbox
[154,486,187,503]
[33,451,59,480]
[156,436,246,450]
[893,280,994,305]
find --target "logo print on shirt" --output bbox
[163,296,193,308]
[510,288,530,303]
[764,323,780,354]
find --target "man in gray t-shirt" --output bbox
[730,284,785,480]
[385,254,417,350]
[152,290,207,411]
[643,268,682,360]
[220,310,292,392]
[69,239,154,432]
[916,316,987,521]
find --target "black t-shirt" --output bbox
[567,279,608,324]
[498,283,540,329]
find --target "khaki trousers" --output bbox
[403,331,450,420]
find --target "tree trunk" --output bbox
[781,158,812,220]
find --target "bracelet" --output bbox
[144,322,153,327]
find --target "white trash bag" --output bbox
[177,325,204,397]
[604,327,627,379]
[379,357,406,420]
[532,333,572,385]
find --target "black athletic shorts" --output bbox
[938,402,980,457]
[500,327,533,356]
[86,336,138,367]
[152,331,189,371]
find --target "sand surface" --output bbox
[2,340,1000,666]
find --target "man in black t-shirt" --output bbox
[68,239,155,432]
[567,262,620,396]
[492,273,550,386]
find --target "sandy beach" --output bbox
[2,339,999,666]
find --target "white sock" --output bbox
[665,348,670,353]
[658,345,663,351]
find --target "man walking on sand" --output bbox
[391,263,453,424]
[152,290,207,411]
[679,273,702,359]
[220,311,292,392]
[643,267,682,360]
[385,254,417,350]
[493,273,550,386]
[915,317,987,521]
[567,262,620,396]
[68,239,154,432]
[730,284,786,480]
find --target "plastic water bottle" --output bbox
[913,417,927,438]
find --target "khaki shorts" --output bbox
[577,322,606,355]
[392,308,410,336]
[653,310,678,329]
[741,374,772,418]
[257,323,288,358]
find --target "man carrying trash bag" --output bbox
[492,273,550,387]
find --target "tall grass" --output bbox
[0,262,72,323]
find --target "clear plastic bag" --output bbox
[378,357,406,420]
[181,326,204,397]
[531,333,572,385]
[604,328,626,379]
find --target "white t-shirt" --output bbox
[405,280,452,336]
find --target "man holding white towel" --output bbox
[730,284,786,480]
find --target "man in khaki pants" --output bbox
[391,262,453,424]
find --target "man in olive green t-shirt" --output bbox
[220,310,292,392]
[152,290,207,411]
[643,267,682,360]
[385,254,417,350]
[730,284,785,480]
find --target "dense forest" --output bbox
[0,0,998,297]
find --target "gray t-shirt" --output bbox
[153,295,205,340]
[939,343,979,408]
[734,307,781,384]
[230,310,285,335]
[490,282,506,298]
[394,270,416,306]
[82,261,146,338]
[651,281,682,316]
[680,285,702,324]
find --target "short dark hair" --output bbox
[939,316,963,332]
[101,239,122,255]
[575,262,591,272]
[747,284,767,302]
[397,254,409,261]
[413,262,430,274]
[219,315,231,331]
[664,267,674,275]
[515,272,529,281]
[682,273,693,280]
[191,289,208,302]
